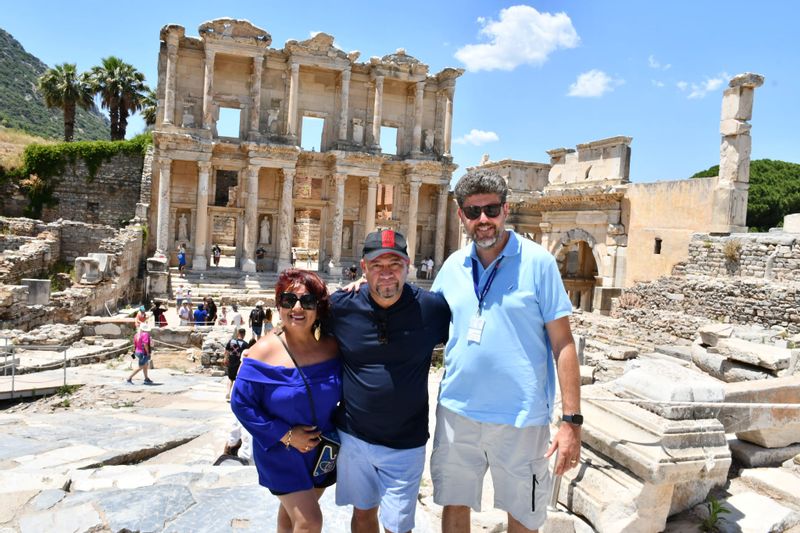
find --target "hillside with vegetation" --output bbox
[691,159,800,231]
[0,28,109,141]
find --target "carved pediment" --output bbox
[285,32,355,62]
[198,18,271,47]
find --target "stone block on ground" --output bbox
[728,438,800,468]
[579,365,595,385]
[720,376,800,448]
[655,344,693,362]
[691,341,774,382]
[20,279,50,305]
[698,323,734,347]
[607,346,638,360]
[610,358,725,420]
[717,337,793,371]
[740,467,800,507]
[74,257,101,284]
[717,491,800,533]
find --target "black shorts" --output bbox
[268,470,336,496]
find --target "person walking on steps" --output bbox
[127,323,154,385]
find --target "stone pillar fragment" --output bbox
[155,158,172,254]
[406,179,421,276]
[434,185,449,271]
[338,69,351,141]
[365,177,379,233]
[711,73,764,233]
[330,174,347,269]
[277,168,295,271]
[163,33,179,125]
[202,49,216,130]
[193,161,211,270]
[242,165,259,273]
[371,75,384,150]
[411,82,425,156]
[249,55,264,136]
[287,62,300,139]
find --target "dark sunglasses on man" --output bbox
[278,292,318,310]
[462,203,503,220]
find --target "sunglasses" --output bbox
[278,292,318,310]
[462,203,503,220]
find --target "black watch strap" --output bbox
[562,413,583,426]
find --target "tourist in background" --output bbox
[249,301,267,340]
[206,297,218,326]
[231,269,341,533]
[263,307,274,335]
[126,323,153,385]
[134,305,148,329]
[177,243,187,275]
[218,306,229,326]
[151,300,167,328]
[212,243,222,267]
[178,301,191,326]
[224,327,248,400]
[230,304,244,329]
[193,303,208,328]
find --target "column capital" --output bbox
[282,167,296,180]
[333,173,348,184]
[374,75,384,88]
[290,61,300,73]
[205,48,215,62]
[253,55,264,67]
[197,160,212,172]
[158,158,172,173]
[408,178,422,191]
[248,164,261,177]
[416,81,425,94]
[341,68,351,80]
[367,176,381,187]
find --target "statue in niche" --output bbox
[342,225,351,249]
[352,119,364,144]
[181,102,195,128]
[260,216,271,245]
[423,129,434,152]
[267,108,279,133]
[177,213,189,242]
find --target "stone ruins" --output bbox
[0,16,797,533]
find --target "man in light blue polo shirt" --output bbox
[431,169,582,533]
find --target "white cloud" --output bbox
[567,69,623,98]
[676,73,729,99]
[454,5,580,72]
[454,129,500,146]
[651,79,665,88]
[648,54,671,70]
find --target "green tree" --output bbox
[692,159,800,231]
[140,88,158,127]
[36,63,95,142]
[90,57,149,140]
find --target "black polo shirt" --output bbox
[328,284,450,448]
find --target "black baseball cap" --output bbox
[362,229,410,262]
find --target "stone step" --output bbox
[740,468,800,508]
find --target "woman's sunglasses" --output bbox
[462,203,502,220]
[278,292,318,310]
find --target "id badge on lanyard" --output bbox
[469,257,503,344]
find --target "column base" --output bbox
[241,259,256,273]
[407,265,417,280]
[193,256,208,271]
[277,259,294,272]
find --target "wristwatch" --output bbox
[562,413,584,426]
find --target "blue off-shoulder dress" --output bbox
[231,356,342,494]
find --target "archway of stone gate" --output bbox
[555,240,599,311]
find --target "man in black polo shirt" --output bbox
[328,229,450,533]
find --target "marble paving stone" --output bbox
[740,468,800,507]
[718,492,800,533]
[19,502,103,533]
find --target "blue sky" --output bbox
[3,1,798,182]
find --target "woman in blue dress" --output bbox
[231,269,341,533]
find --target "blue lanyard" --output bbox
[471,256,503,315]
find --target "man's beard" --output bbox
[472,224,500,249]
[375,280,401,299]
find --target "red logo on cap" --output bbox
[381,230,396,249]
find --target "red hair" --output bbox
[274,269,330,320]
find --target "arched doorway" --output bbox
[555,240,599,311]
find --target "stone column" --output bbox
[249,55,264,136]
[365,176,379,233]
[712,73,765,233]
[286,62,300,139]
[338,69,351,141]
[276,168,296,271]
[539,222,552,252]
[371,75,384,150]
[434,184,449,271]
[411,82,425,156]
[202,49,215,129]
[192,161,211,270]
[443,88,454,156]
[155,158,172,255]
[242,165,260,273]
[406,179,421,278]
[163,33,179,125]
[330,174,347,271]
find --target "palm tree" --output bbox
[37,63,95,142]
[140,88,158,128]
[90,57,149,140]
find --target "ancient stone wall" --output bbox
[59,221,117,264]
[0,218,60,284]
[40,153,144,227]
[676,232,800,283]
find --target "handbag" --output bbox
[277,334,340,478]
